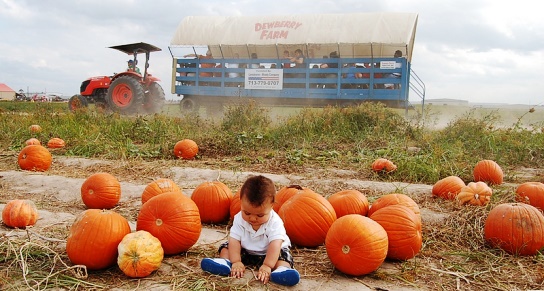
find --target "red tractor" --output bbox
[69,42,165,114]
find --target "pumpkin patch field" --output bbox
[1,101,544,290]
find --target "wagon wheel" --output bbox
[68,95,88,112]
[106,76,144,114]
[143,82,166,114]
[179,96,199,113]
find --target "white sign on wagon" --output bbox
[379,61,397,69]
[245,69,283,90]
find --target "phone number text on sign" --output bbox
[245,69,283,90]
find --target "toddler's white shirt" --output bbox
[230,210,291,256]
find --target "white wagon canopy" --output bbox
[170,12,418,61]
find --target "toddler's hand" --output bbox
[230,262,245,278]
[257,264,272,284]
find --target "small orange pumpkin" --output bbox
[29,124,42,133]
[515,182,544,211]
[25,138,41,146]
[136,192,202,255]
[47,137,66,149]
[66,209,131,270]
[273,185,316,213]
[191,181,232,224]
[81,172,121,209]
[230,189,241,221]
[141,178,182,204]
[484,203,544,256]
[325,214,388,276]
[327,189,370,218]
[117,230,164,278]
[473,159,503,185]
[371,158,397,173]
[369,204,422,260]
[367,193,421,220]
[432,176,465,200]
[279,191,337,247]
[2,199,39,228]
[173,139,198,160]
[456,181,492,206]
[17,145,52,172]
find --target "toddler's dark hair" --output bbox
[240,175,276,206]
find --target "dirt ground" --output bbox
[0,155,462,290]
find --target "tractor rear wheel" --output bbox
[68,95,88,112]
[143,82,165,114]
[106,76,144,114]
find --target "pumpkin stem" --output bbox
[342,245,350,254]
[155,219,163,226]
[286,185,304,190]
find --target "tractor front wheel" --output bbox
[106,76,144,114]
[68,95,88,112]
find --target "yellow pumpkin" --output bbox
[117,230,164,278]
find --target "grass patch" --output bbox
[2,101,543,184]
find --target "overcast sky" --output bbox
[1,0,543,105]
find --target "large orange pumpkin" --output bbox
[273,185,316,213]
[327,189,370,218]
[369,204,422,260]
[117,230,164,278]
[47,137,66,149]
[278,191,337,247]
[456,181,492,206]
[515,182,544,211]
[473,159,503,185]
[191,181,232,224]
[17,144,52,172]
[81,172,121,209]
[432,176,465,200]
[136,192,202,255]
[367,193,421,221]
[325,214,388,276]
[371,158,397,173]
[230,189,241,221]
[141,178,182,204]
[484,203,544,256]
[66,209,131,270]
[2,199,39,228]
[173,139,199,160]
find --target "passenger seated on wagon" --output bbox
[286,49,305,88]
[320,51,339,88]
[384,50,402,89]
[356,63,371,89]
[342,63,362,89]
[282,50,292,69]
[184,50,215,85]
[373,62,385,89]
[250,53,260,69]
[310,64,321,88]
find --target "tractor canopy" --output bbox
[109,42,162,55]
